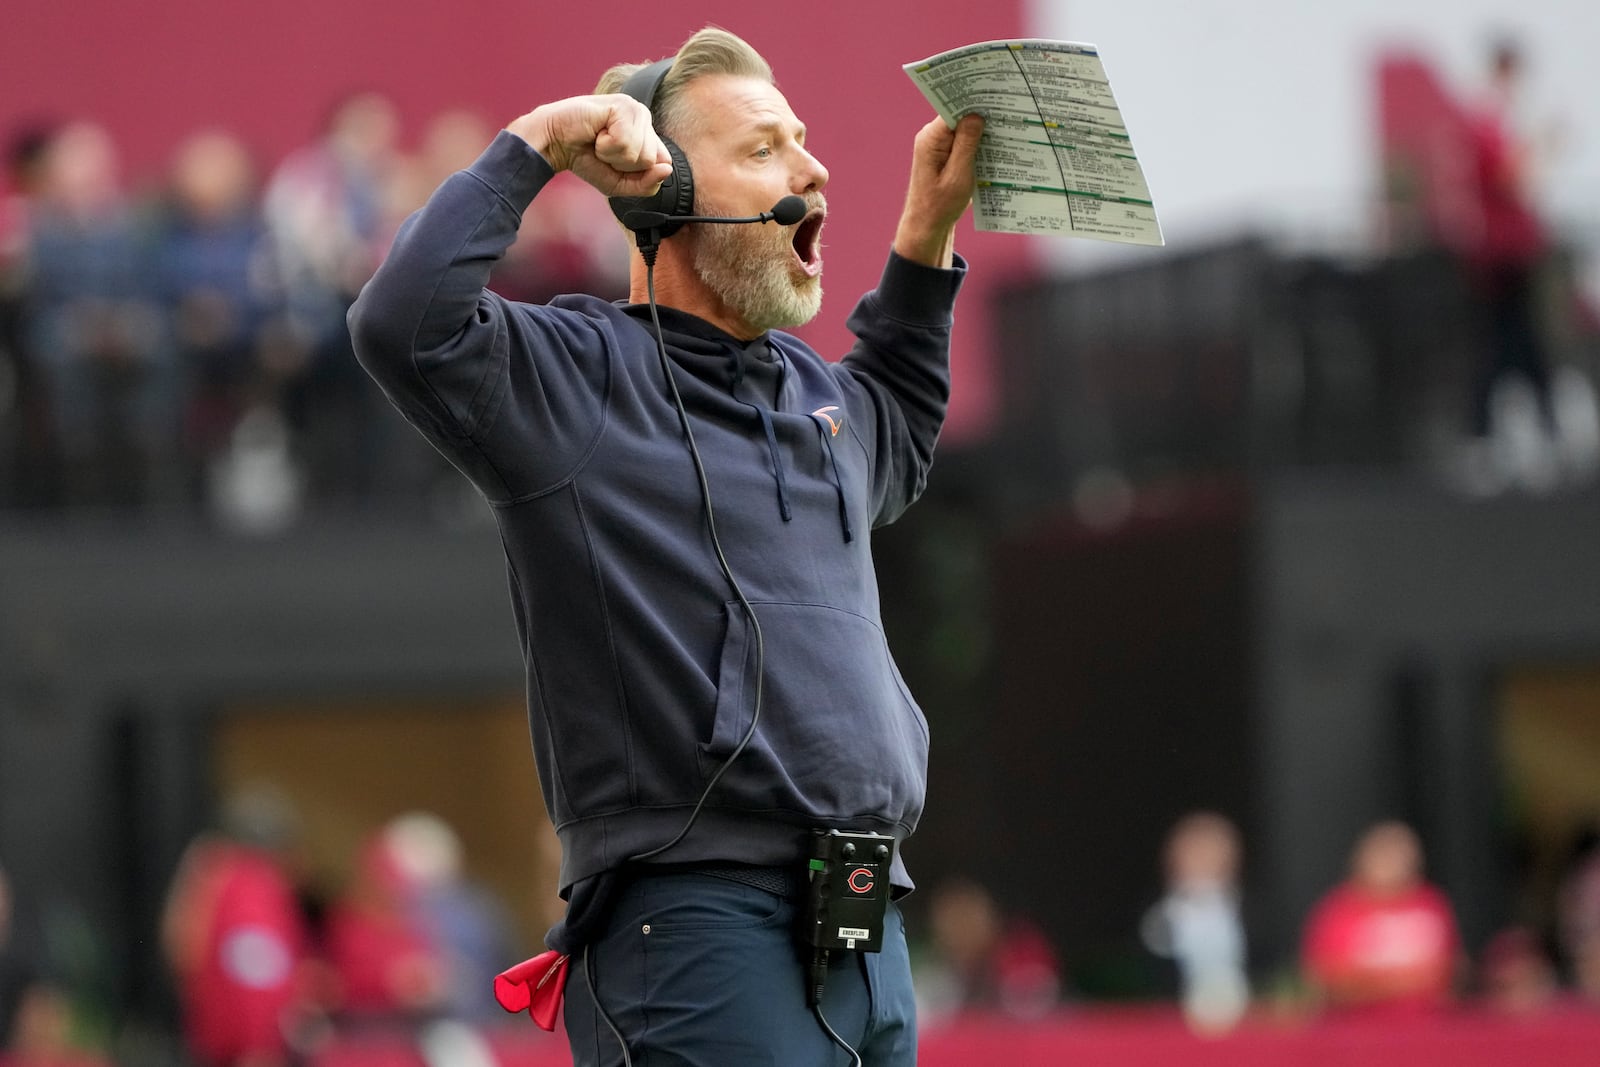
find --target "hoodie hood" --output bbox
[619,301,856,541]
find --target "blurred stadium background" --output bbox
[3,0,1600,1064]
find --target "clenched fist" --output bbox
[506,95,675,198]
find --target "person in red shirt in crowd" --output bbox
[320,824,446,1026]
[1301,821,1462,1016]
[161,788,316,1067]
[1456,36,1564,483]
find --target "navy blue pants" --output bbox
[562,870,917,1066]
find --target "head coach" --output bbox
[348,25,983,1066]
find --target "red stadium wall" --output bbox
[2,0,1032,439]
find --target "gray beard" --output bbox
[689,199,822,334]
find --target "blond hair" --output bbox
[594,27,773,143]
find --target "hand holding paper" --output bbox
[904,40,1163,245]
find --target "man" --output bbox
[349,26,982,1066]
[1301,821,1462,1017]
[160,788,313,1067]
[1461,37,1557,474]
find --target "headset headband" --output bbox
[619,58,674,117]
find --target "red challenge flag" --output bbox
[494,950,570,1032]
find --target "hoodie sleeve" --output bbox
[346,131,611,502]
[838,250,966,526]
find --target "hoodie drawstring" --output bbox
[730,344,793,524]
[727,341,850,542]
[813,418,854,543]
[757,406,793,522]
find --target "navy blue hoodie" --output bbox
[348,131,964,902]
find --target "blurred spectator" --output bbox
[1556,824,1600,1003]
[160,786,317,1067]
[380,813,513,1024]
[915,877,1061,1023]
[1479,925,1559,1015]
[153,130,283,503]
[2,866,112,1067]
[382,109,494,237]
[322,825,446,1027]
[0,125,48,268]
[1140,812,1250,1033]
[1301,821,1462,1017]
[262,91,399,500]
[1,123,56,507]
[1,864,40,1048]
[1454,36,1562,491]
[0,982,112,1067]
[264,91,396,348]
[1572,933,1600,1007]
[159,129,305,535]
[25,121,171,507]
[492,176,629,307]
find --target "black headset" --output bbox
[607,58,696,239]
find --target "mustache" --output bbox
[691,192,827,220]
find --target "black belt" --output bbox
[643,860,805,900]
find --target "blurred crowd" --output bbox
[8,803,1600,1063]
[912,812,1600,1036]
[1,790,524,1067]
[4,43,1595,523]
[160,798,520,1067]
[0,96,627,527]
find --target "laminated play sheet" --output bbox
[904,39,1163,245]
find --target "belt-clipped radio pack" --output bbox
[799,829,895,954]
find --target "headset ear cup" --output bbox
[607,57,695,242]
[609,135,695,239]
[656,136,696,237]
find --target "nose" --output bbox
[794,145,828,194]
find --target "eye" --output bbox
[754,146,773,159]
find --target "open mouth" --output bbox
[790,210,825,277]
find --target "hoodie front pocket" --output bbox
[701,600,929,824]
